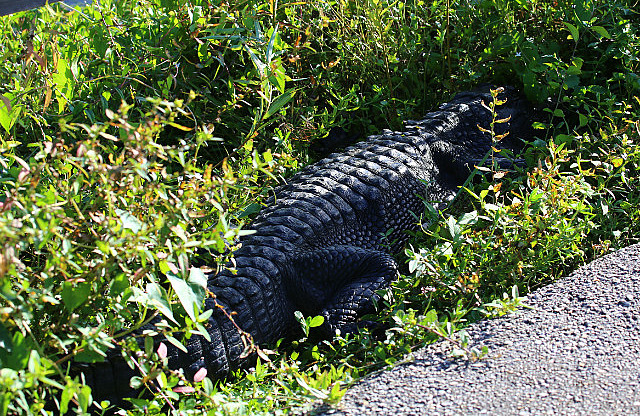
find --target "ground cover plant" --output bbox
[0,0,638,414]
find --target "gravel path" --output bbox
[320,243,640,415]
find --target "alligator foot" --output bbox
[286,245,398,337]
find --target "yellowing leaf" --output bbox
[0,94,12,114]
[167,121,193,131]
[493,171,506,180]
[43,82,53,112]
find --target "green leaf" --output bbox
[408,259,418,274]
[60,382,74,414]
[199,308,213,322]
[202,377,214,395]
[195,322,211,342]
[463,187,480,201]
[264,88,296,119]
[328,382,345,403]
[529,188,544,203]
[109,273,129,296]
[159,260,172,275]
[53,56,74,113]
[294,375,328,400]
[165,334,188,353]
[446,215,461,241]
[92,27,109,58]
[78,385,92,412]
[591,25,611,39]
[0,93,21,133]
[129,376,143,389]
[189,268,207,318]
[0,331,33,370]
[244,44,266,76]
[73,348,106,363]
[309,315,325,328]
[61,282,91,311]
[574,0,593,23]
[238,202,262,218]
[95,240,110,255]
[0,94,14,133]
[266,24,279,63]
[144,336,154,357]
[0,322,12,352]
[189,268,207,294]
[268,61,286,94]
[564,22,579,42]
[424,309,438,323]
[555,134,574,145]
[145,283,177,324]
[458,210,478,226]
[167,270,206,322]
[170,225,188,243]
[579,113,589,127]
[115,208,143,233]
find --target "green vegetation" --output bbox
[0,0,638,414]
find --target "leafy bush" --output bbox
[0,0,639,414]
[404,130,640,313]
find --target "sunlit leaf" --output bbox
[309,315,325,328]
[167,269,206,322]
[165,334,188,353]
[564,22,579,42]
[590,26,611,39]
[447,215,461,240]
[145,283,178,324]
[61,282,91,312]
[264,88,297,119]
[0,93,20,133]
[52,56,74,113]
[115,208,143,233]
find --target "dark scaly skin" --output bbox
[82,87,534,403]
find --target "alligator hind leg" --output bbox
[287,246,398,336]
[319,274,392,336]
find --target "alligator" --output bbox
[81,86,535,404]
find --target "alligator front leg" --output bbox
[286,246,398,336]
